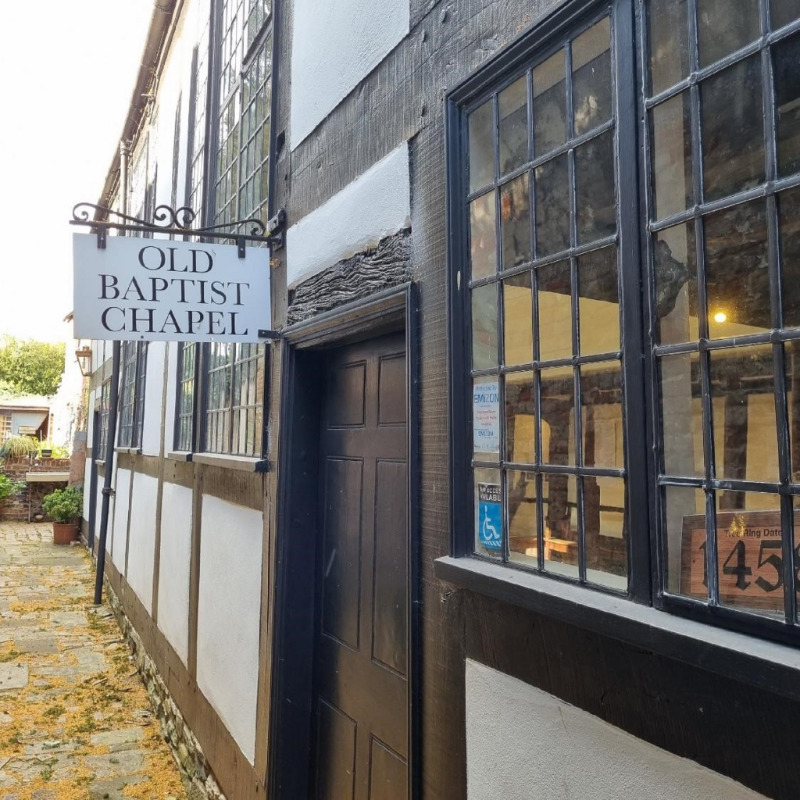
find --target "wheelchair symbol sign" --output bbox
[477,483,502,551]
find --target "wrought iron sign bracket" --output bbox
[70,203,287,258]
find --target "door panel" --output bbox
[315,333,408,800]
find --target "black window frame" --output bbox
[447,0,800,645]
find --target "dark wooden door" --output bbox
[314,333,409,800]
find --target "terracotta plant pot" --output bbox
[52,522,78,545]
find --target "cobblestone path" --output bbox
[0,521,186,800]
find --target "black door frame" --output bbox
[269,282,420,800]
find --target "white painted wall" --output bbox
[157,482,193,664]
[110,468,131,567]
[141,341,166,457]
[82,459,93,521]
[286,143,411,287]
[290,0,409,146]
[465,660,766,800]
[125,473,159,614]
[196,496,262,764]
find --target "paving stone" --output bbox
[0,663,28,690]
[13,636,58,654]
[83,749,146,779]
[88,773,146,800]
[48,611,87,627]
[89,727,145,750]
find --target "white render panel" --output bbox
[110,468,131,568]
[290,0,409,146]
[197,496,262,764]
[82,459,92,521]
[465,660,766,800]
[125,473,159,614]
[286,143,411,288]
[157,483,193,664]
[142,341,166,456]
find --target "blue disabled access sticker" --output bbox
[478,483,502,551]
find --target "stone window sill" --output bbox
[190,453,269,473]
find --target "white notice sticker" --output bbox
[473,380,500,454]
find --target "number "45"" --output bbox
[699,540,799,592]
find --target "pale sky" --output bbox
[0,1,153,343]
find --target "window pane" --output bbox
[534,154,570,257]
[537,261,572,362]
[650,92,693,221]
[715,494,785,617]
[469,100,494,192]
[508,470,538,566]
[471,284,498,370]
[771,0,799,30]
[648,0,690,96]
[541,366,575,466]
[663,485,706,596]
[505,371,536,464]
[572,17,612,137]
[780,187,800,328]
[503,273,533,366]
[660,352,704,478]
[474,468,502,558]
[581,362,623,469]
[533,49,566,157]
[499,76,529,176]
[543,473,579,578]
[654,222,698,345]
[697,0,760,67]
[575,130,616,244]
[774,33,800,178]
[701,57,765,202]
[709,345,778,483]
[578,246,619,356]
[704,200,770,337]
[470,191,498,279]
[501,173,531,268]
[585,476,627,589]
[473,378,501,460]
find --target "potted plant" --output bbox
[41,486,83,545]
[0,435,39,461]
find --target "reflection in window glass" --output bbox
[501,174,531,268]
[660,352,704,478]
[704,200,769,337]
[499,76,529,176]
[470,191,497,279]
[774,33,800,179]
[650,92,693,221]
[537,261,573,362]
[648,0,689,96]
[508,470,538,566]
[697,0,760,68]
[471,284,498,370]
[771,0,799,30]
[543,473,579,579]
[701,57,764,202]
[505,372,536,463]
[654,223,697,345]
[663,485,706,595]
[533,50,566,157]
[535,155,570,257]
[469,100,494,192]
[578,247,619,356]
[788,341,800,482]
[503,273,533,366]
[581,363,623,469]
[780,188,800,328]
[585,476,627,588]
[572,17,612,137]
[541,367,575,466]
[575,130,616,244]
[709,345,778,484]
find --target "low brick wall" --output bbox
[0,458,71,521]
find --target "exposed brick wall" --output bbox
[0,458,71,521]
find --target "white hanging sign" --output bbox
[473,379,500,453]
[72,233,271,342]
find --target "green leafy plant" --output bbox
[0,474,25,502]
[0,435,39,459]
[36,440,69,459]
[41,487,83,523]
